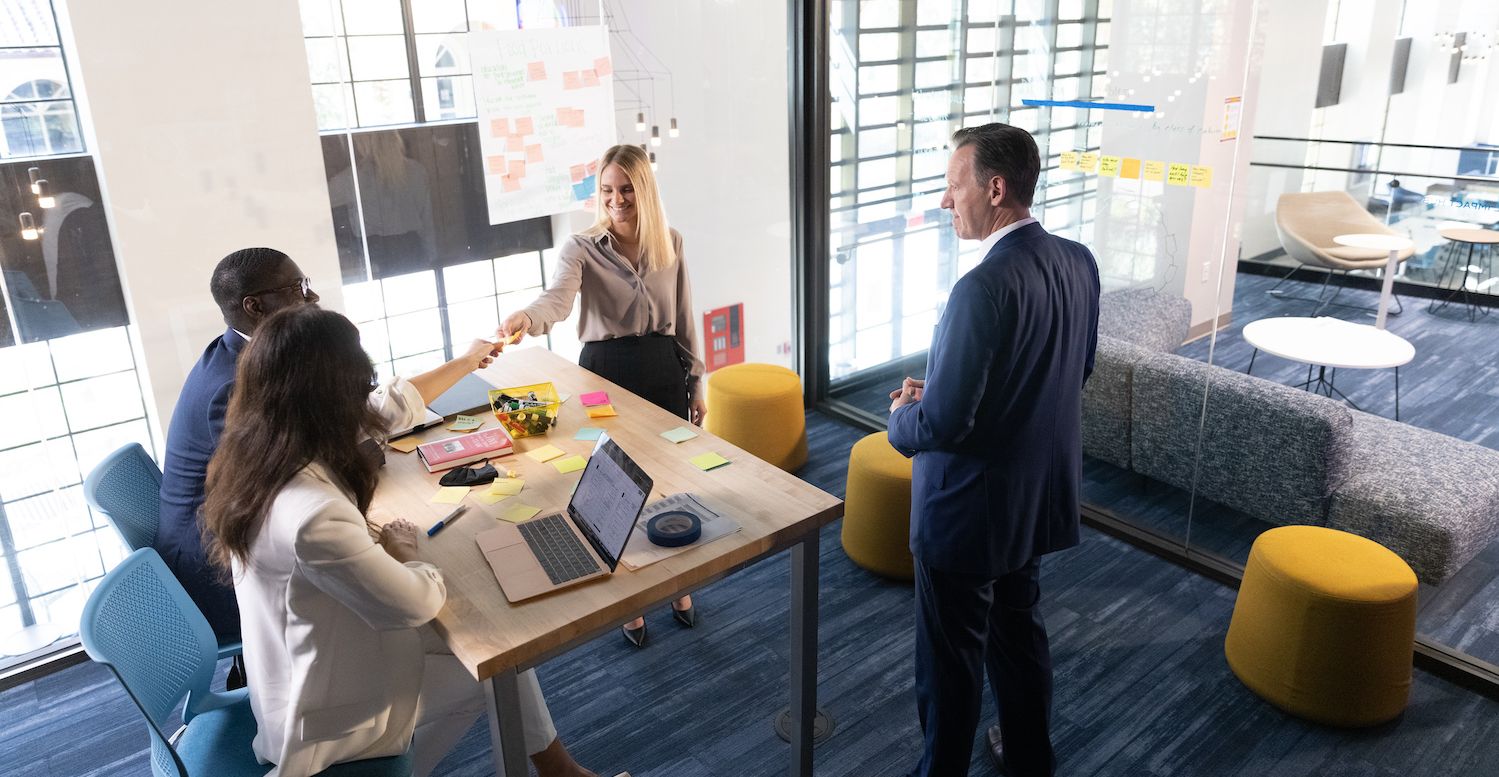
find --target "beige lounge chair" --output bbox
[1271,191,1416,315]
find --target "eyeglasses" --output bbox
[246,277,313,300]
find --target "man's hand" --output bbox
[378,519,421,563]
[498,311,531,346]
[888,377,925,408]
[689,397,707,426]
[460,338,500,371]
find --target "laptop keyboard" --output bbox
[518,513,601,585]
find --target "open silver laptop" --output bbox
[477,433,653,602]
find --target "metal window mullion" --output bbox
[398,0,426,123]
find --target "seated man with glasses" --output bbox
[157,247,500,689]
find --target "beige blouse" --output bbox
[522,229,705,396]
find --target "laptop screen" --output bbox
[568,433,652,570]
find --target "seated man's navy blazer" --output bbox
[889,221,1100,577]
[156,328,245,640]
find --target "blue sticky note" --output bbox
[572,175,597,200]
[574,427,604,441]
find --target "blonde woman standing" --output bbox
[501,144,703,648]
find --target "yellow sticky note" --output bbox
[1142,160,1166,182]
[1167,163,1191,186]
[431,486,469,504]
[585,403,618,419]
[1190,165,1213,188]
[474,490,509,505]
[1059,151,1079,171]
[388,437,421,454]
[447,414,483,432]
[488,478,525,496]
[1099,156,1121,177]
[501,504,542,523]
[1079,152,1099,173]
[1120,158,1142,179]
[690,451,731,471]
[525,444,566,463]
[552,455,587,474]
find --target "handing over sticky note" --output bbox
[552,455,587,474]
[526,444,566,463]
[690,452,731,471]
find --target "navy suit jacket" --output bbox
[156,327,244,639]
[888,222,1100,577]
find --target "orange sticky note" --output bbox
[501,175,520,193]
[569,163,587,183]
[487,156,507,175]
[515,117,534,135]
[506,135,523,152]
[587,160,600,176]
[594,56,613,77]
[526,61,546,81]
[1119,158,1142,179]
[490,118,510,137]
[508,160,525,179]
[566,109,586,128]
[526,144,544,163]
[388,436,421,453]
[585,403,617,419]
[582,69,599,87]
[563,71,583,90]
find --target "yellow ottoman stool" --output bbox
[705,363,807,472]
[1225,525,1417,727]
[841,432,914,580]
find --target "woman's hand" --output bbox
[498,311,532,345]
[460,338,500,371]
[689,397,707,427]
[378,519,421,563]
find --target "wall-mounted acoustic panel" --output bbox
[1449,32,1466,84]
[1390,37,1412,94]
[1315,43,1347,108]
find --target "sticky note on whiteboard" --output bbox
[490,118,509,137]
[1119,158,1142,179]
[1079,152,1099,172]
[594,56,613,77]
[1098,156,1121,177]
[1059,151,1079,171]
[1142,161,1166,181]
[582,69,600,87]
[526,144,544,163]
[563,71,583,90]
[1190,165,1213,188]
[569,164,587,183]
[1166,163,1190,186]
[526,61,546,81]
[515,117,534,135]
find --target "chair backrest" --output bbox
[80,548,223,777]
[84,443,163,551]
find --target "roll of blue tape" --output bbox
[647,511,702,547]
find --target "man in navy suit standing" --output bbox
[889,123,1100,777]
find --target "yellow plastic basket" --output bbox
[488,382,561,438]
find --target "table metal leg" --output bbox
[485,669,529,777]
[1395,365,1401,422]
[1246,348,1258,375]
[1375,247,1400,329]
[789,531,820,777]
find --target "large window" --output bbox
[0,0,83,159]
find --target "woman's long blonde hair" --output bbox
[582,144,676,272]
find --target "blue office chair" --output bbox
[80,549,413,777]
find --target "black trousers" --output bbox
[911,558,1055,777]
[579,334,689,420]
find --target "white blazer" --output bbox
[235,379,442,777]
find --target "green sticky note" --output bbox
[488,478,525,496]
[501,503,542,523]
[552,454,587,474]
[574,427,604,441]
[447,414,484,431]
[690,451,731,471]
[660,426,698,444]
[431,486,469,504]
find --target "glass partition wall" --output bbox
[805,0,1499,694]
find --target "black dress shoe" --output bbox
[622,621,648,648]
[986,725,1007,775]
[671,603,696,628]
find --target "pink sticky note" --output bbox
[506,134,523,152]
[583,196,596,210]
[594,56,613,77]
[569,163,587,183]
[526,144,544,163]
[508,160,526,179]
[582,69,599,87]
[501,175,520,193]
[490,118,510,137]
[587,160,600,176]
[515,117,535,135]
[580,391,610,407]
[487,156,507,175]
[526,61,546,81]
[563,109,586,128]
[563,71,583,90]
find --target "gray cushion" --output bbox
[1098,288,1193,353]
[1082,335,1156,470]
[1328,412,1499,585]
[1131,352,1354,525]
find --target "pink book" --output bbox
[416,429,514,472]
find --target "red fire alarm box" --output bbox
[702,303,744,371]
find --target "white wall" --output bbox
[60,0,344,432]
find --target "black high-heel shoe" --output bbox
[671,603,696,628]
[622,621,648,648]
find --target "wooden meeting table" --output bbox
[368,347,843,776]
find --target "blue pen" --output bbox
[426,504,468,537]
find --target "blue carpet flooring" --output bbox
[5,411,1499,776]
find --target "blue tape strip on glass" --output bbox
[646,511,702,547]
